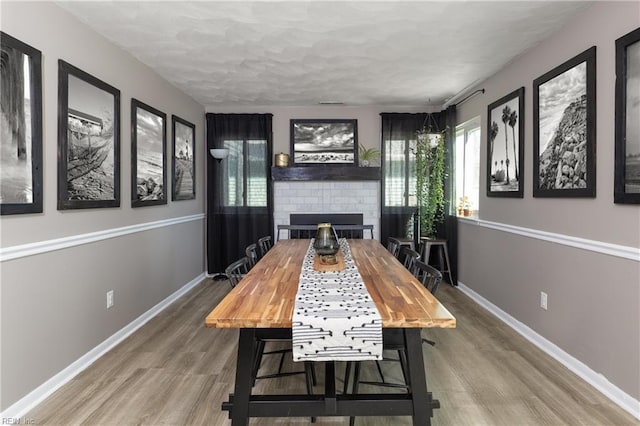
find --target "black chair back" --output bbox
[413,260,442,295]
[387,237,401,258]
[245,243,259,268]
[225,257,249,288]
[257,236,273,257]
[400,247,421,272]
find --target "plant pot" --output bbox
[463,208,471,217]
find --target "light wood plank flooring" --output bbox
[27,279,638,425]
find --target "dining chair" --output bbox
[257,235,273,257]
[252,330,316,387]
[224,257,249,288]
[413,259,443,296]
[245,243,259,269]
[412,260,442,347]
[252,332,317,421]
[386,237,402,258]
[400,246,421,273]
[344,260,443,425]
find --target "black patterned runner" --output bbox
[292,239,382,361]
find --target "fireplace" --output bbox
[273,181,380,240]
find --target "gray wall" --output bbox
[1,2,206,410]
[456,2,640,400]
[205,104,435,157]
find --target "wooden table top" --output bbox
[205,239,456,329]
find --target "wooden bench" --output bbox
[277,224,374,240]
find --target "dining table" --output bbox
[205,238,456,425]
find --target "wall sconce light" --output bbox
[209,148,229,163]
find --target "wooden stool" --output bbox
[419,237,453,285]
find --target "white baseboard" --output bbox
[0,272,207,420]
[457,282,640,420]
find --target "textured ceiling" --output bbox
[57,1,590,108]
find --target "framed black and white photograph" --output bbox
[58,60,120,210]
[172,115,195,201]
[1,32,43,215]
[290,119,358,165]
[487,87,524,198]
[131,99,166,207]
[615,27,640,204]
[533,46,596,198]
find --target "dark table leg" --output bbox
[230,328,256,426]
[404,328,438,426]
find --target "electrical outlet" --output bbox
[107,290,114,309]
[540,291,548,310]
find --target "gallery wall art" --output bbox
[57,60,120,210]
[487,87,524,198]
[172,115,195,201]
[131,98,167,207]
[290,119,358,166]
[533,46,596,198]
[614,27,640,204]
[1,32,43,215]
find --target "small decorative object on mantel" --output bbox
[313,223,340,265]
[415,112,447,238]
[358,144,380,167]
[275,152,289,167]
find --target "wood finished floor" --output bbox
[27,279,637,425]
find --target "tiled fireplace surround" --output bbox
[273,181,381,240]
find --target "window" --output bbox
[222,139,267,207]
[384,139,417,207]
[455,117,481,214]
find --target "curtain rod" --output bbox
[455,88,485,106]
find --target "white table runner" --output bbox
[292,239,383,362]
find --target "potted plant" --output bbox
[358,144,380,167]
[415,130,446,238]
[457,196,472,217]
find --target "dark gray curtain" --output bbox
[381,110,457,285]
[206,113,273,274]
[380,112,444,246]
[441,105,458,285]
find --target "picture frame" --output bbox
[487,87,524,198]
[172,115,195,201]
[614,27,640,204]
[57,60,120,210]
[1,32,43,215]
[290,119,358,166]
[533,46,596,198]
[131,99,167,207]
